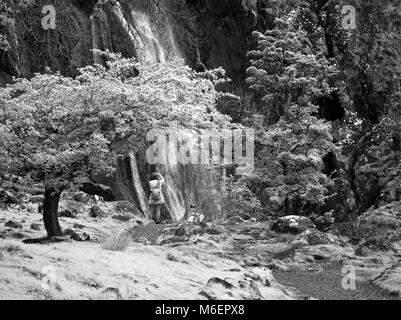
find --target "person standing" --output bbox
[148,172,165,224]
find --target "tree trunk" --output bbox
[43,187,62,237]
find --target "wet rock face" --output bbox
[71,0,98,15]
[1,0,268,82]
[191,0,268,82]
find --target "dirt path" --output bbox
[274,261,400,300]
[130,222,169,244]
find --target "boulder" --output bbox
[63,229,90,242]
[58,209,77,219]
[206,277,234,289]
[4,220,22,229]
[30,223,41,231]
[306,230,336,246]
[114,201,140,215]
[271,216,316,234]
[358,202,401,241]
[80,182,115,201]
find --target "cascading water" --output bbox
[87,1,220,221]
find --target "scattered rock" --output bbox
[63,229,90,242]
[248,243,295,260]
[187,212,205,224]
[271,216,316,234]
[4,220,22,229]
[174,227,187,237]
[30,223,41,231]
[290,236,309,249]
[267,260,291,272]
[206,277,234,289]
[58,209,77,219]
[199,288,218,300]
[89,205,107,218]
[114,201,139,214]
[72,191,90,203]
[10,231,26,239]
[112,214,132,222]
[156,235,189,246]
[205,225,226,235]
[28,195,44,204]
[306,230,336,245]
[300,244,354,261]
[244,256,260,267]
[166,253,180,262]
[226,216,245,224]
[26,204,38,213]
[245,268,274,287]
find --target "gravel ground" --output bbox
[274,261,401,300]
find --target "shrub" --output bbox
[221,177,263,220]
[102,232,131,252]
[0,241,24,255]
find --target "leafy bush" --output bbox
[221,177,263,220]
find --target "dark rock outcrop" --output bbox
[4,220,23,229]
[80,182,115,202]
[58,209,77,219]
[271,216,316,234]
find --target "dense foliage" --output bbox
[246,18,338,216]
[0,52,231,235]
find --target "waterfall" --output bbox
[90,0,182,65]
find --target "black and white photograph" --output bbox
[0,0,401,305]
